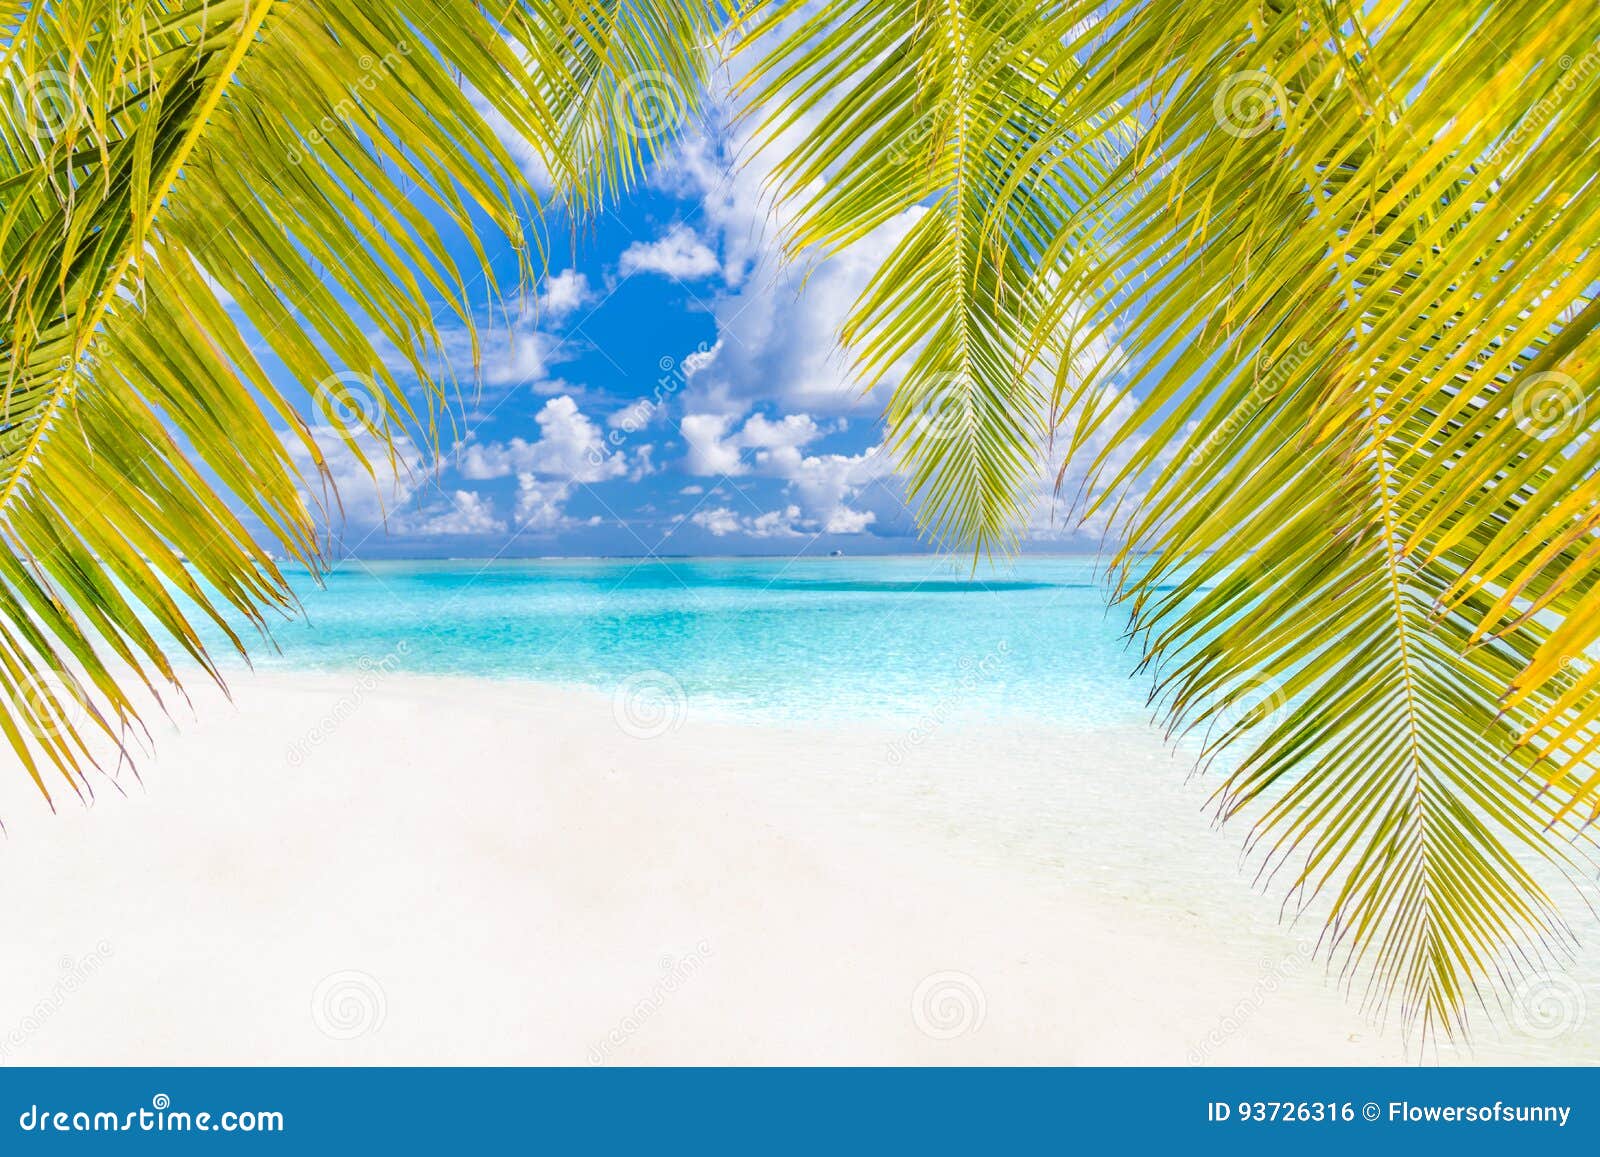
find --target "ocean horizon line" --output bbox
[309,548,1152,564]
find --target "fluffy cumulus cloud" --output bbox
[619,224,721,280]
[407,490,506,536]
[513,476,574,530]
[690,504,806,539]
[457,396,635,484]
[473,320,556,387]
[539,269,593,318]
[278,425,522,540]
[451,396,645,531]
[680,411,822,476]
[679,409,891,535]
[662,95,927,419]
[379,316,556,392]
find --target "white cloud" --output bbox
[778,443,895,535]
[741,413,822,452]
[678,408,892,536]
[383,318,556,391]
[665,100,926,417]
[407,490,506,535]
[748,505,807,538]
[280,426,424,531]
[514,476,573,529]
[690,504,806,538]
[457,396,629,484]
[680,410,825,477]
[680,413,745,475]
[539,269,592,318]
[619,223,720,280]
[475,321,554,387]
[823,507,876,534]
[689,506,741,535]
[681,340,722,377]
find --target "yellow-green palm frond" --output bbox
[0,0,594,804]
[1020,0,1600,1034]
[526,0,737,217]
[736,0,1119,554]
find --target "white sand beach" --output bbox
[0,669,1555,1066]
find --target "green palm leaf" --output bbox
[736,0,1118,553]
[0,0,711,804]
[1011,0,1600,1033]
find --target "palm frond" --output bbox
[0,0,586,803]
[1012,0,1600,1034]
[736,0,1117,553]
[528,0,735,216]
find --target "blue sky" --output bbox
[263,111,1107,560]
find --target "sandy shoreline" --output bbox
[0,668,1520,1064]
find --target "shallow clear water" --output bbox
[229,555,1154,726]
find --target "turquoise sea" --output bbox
[235,555,1154,726]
